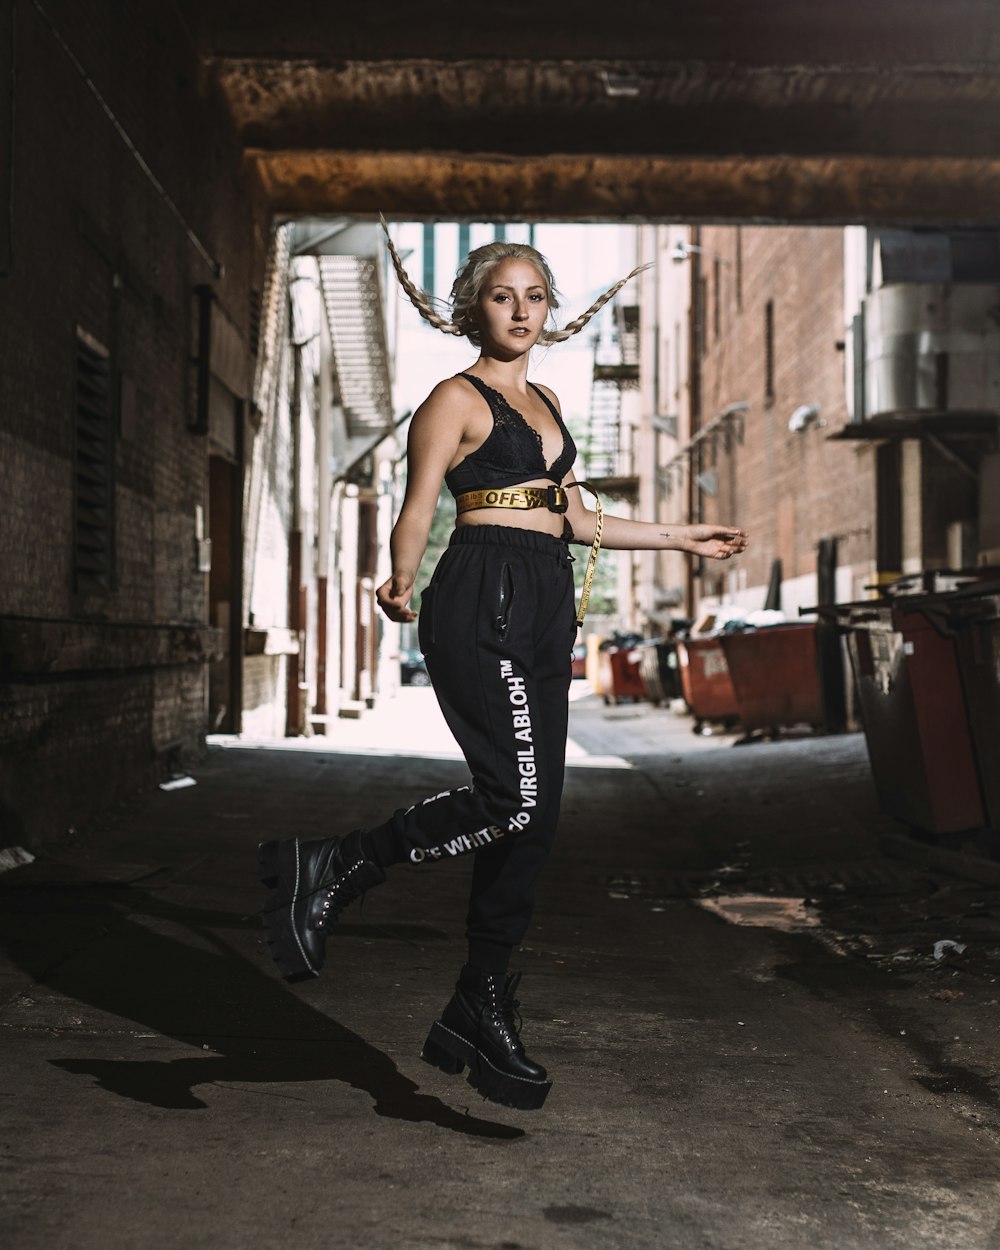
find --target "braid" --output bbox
[379,215,649,347]
[379,215,463,337]
[540,263,652,344]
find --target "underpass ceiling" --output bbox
[182,0,1000,221]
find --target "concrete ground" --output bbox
[3,687,1000,1250]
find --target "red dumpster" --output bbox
[675,637,741,733]
[845,603,985,834]
[718,622,823,734]
[606,647,646,704]
[935,591,1000,831]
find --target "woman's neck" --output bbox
[470,352,532,394]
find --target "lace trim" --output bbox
[465,375,573,474]
[473,379,546,460]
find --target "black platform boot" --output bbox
[257,830,385,981]
[422,967,552,1110]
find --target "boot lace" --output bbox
[477,971,524,1053]
[315,856,368,930]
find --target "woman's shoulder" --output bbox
[530,380,562,412]
[419,374,478,408]
[409,375,480,435]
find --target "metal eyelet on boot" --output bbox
[315,857,371,931]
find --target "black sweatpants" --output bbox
[369,524,576,971]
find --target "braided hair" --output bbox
[380,216,648,347]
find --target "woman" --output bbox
[259,230,748,1111]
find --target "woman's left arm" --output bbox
[562,470,749,561]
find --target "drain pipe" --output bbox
[315,292,332,721]
[686,227,703,617]
[286,340,304,736]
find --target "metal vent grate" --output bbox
[73,329,115,591]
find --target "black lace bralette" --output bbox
[443,373,577,498]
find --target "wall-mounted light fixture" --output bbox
[788,403,824,432]
[669,240,732,267]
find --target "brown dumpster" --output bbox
[845,603,985,834]
[675,636,741,733]
[938,591,1000,831]
[718,623,823,734]
[595,644,647,705]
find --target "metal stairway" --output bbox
[318,252,393,440]
[584,303,641,491]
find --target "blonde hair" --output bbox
[380,216,648,347]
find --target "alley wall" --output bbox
[0,0,267,847]
[689,226,876,616]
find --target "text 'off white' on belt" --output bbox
[454,482,603,628]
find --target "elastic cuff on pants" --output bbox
[466,941,513,977]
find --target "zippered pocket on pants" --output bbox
[495,562,515,641]
[418,584,437,653]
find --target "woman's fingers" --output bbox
[694,529,750,559]
[376,575,420,623]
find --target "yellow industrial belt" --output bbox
[455,483,604,628]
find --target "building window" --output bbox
[697,276,708,359]
[764,299,775,407]
[458,223,471,265]
[735,228,743,311]
[73,327,116,592]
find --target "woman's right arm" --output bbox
[376,380,466,623]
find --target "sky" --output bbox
[387,222,640,435]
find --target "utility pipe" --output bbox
[316,267,333,718]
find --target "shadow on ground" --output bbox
[0,870,523,1141]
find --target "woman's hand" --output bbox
[684,525,750,561]
[376,573,418,623]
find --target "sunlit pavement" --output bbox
[3,690,1000,1249]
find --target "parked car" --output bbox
[400,648,432,686]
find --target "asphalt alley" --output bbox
[3,688,1000,1250]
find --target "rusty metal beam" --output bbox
[250,151,1000,225]
[216,59,1000,161]
[187,2,1000,223]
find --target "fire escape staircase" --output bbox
[583,302,640,498]
[316,223,395,475]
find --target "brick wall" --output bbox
[692,226,877,613]
[0,1,267,847]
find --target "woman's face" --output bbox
[475,259,549,353]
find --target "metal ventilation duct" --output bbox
[865,283,1000,418]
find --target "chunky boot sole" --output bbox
[257,839,320,982]
[421,1020,551,1111]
